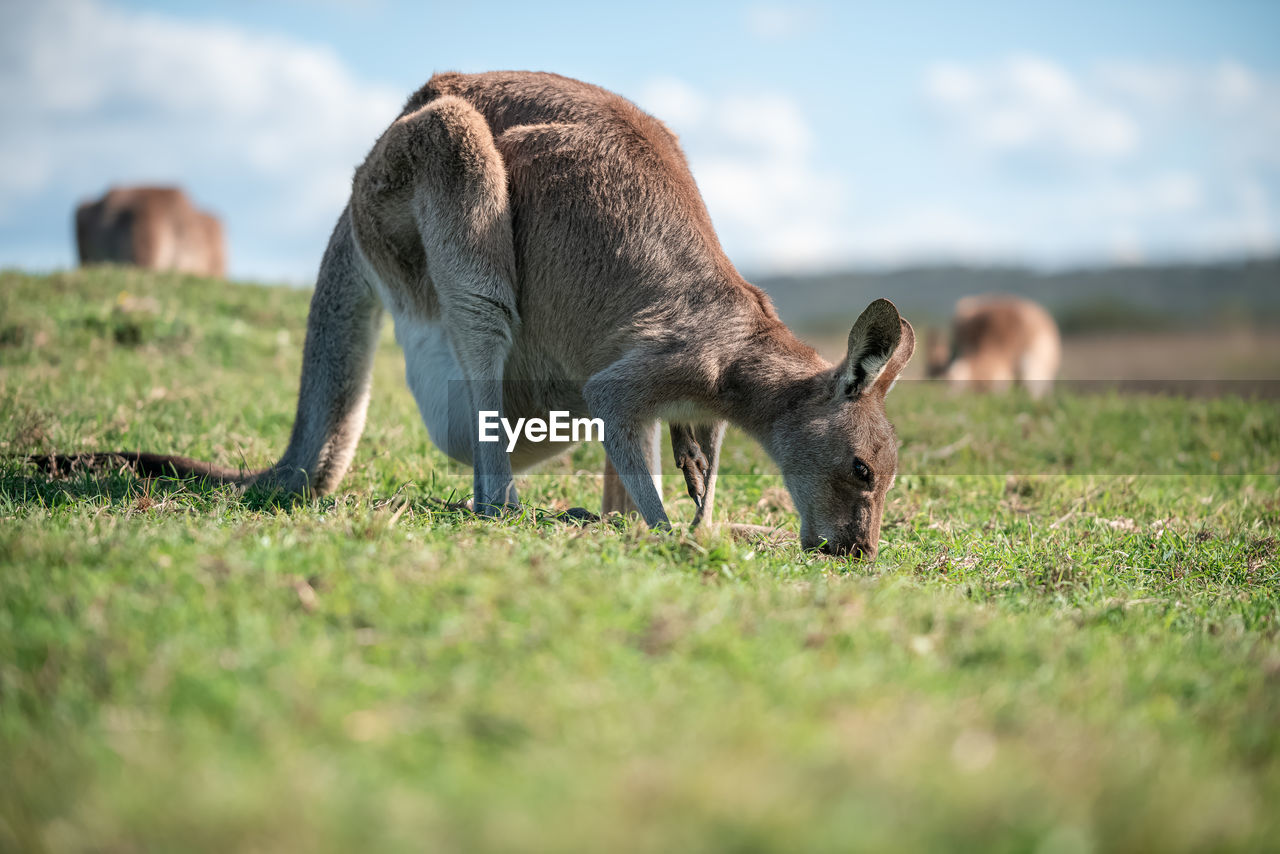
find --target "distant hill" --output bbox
[753,258,1280,334]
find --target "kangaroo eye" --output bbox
[853,458,871,482]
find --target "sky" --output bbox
[1,0,1278,282]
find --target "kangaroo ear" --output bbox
[840,298,902,398]
[873,317,916,398]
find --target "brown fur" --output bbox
[926,294,1060,397]
[75,186,225,277]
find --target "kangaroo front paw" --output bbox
[671,426,710,508]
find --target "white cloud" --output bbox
[919,55,1280,264]
[636,82,813,157]
[925,64,982,106]
[1093,65,1187,107]
[637,78,846,271]
[637,77,707,128]
[1098,60,1280,172]
[1098,59,1268,113]
[925,55,1139,158]
[714,94,813,156]
[1091,173,1203,218]
[0,0,401,279]
[744,4,821,40]
[1213,61,1258,106]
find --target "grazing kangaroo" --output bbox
[926,294,1059,399]
[36,71,915,558]
[76,186,226,278]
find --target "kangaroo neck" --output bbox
[717,317,831,452]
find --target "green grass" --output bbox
[1,267,1278,852]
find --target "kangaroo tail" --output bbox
[24,451,264,484]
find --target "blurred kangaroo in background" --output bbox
[926,295,1060,399]
[76,186,226,278]
[38,71,915,558]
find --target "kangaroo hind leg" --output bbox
[354,95,520,515]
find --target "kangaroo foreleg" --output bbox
[584,357,684,530]
[602,422,662,517]
[598,419,668,530]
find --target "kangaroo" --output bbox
[34,71,915,558]
[926,294,1059,399]
[76,186,226,278]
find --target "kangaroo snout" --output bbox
[802,527,877,561]
[816,538,876,561]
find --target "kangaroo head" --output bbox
[772,298,915,560]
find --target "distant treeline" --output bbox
[754,258,1280,334]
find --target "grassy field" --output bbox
[2,267,1278,852]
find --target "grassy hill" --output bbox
[756,258,1280,334]
[1,267,1278,852]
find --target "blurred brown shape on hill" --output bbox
[75,186,225,278]
[926,294,1062,398]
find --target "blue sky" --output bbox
[1,0,1277,281]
